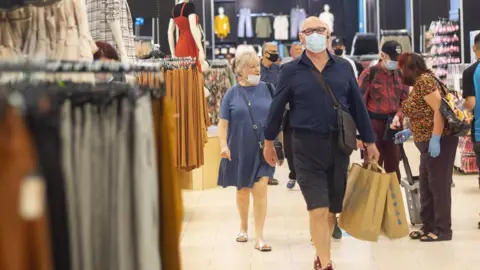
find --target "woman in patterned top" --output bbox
[395,53,458,242]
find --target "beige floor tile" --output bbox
[181,141,480,269]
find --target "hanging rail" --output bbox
[0,58,194,73]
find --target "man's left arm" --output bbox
[349,76,376,144]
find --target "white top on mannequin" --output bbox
[167,0,207,70]
[218,7,225,18]
[319,4,334,33]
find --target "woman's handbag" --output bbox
[310,69,357,155]
[431,76,471,136]
[240,88,284,162]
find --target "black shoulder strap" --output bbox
[239,91,264,149]
[309,68,340,109]
[429,74,449,95]
[265,82,275,97]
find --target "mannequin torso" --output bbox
[319,4,334,33]
[168,0,206,71]
[215,7,230,39]
[86,0,136,63]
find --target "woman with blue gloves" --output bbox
[395,53,458,242]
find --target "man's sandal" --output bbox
[409,230,427,240]
[420,232,452,242]
[236,232,248,243]
[254,241,272,252]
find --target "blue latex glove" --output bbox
[429,135,441,158]
[394,129,412,144]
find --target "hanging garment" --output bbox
[255,16,272,39]
[0,104,53,270]
[0,0,59,10]
[290,8,306,39]
[56,83,162,270]
[26,92,72,270]
[152,97,183,270]
[214,15,230,39]
[204,66,233,125]
[86,0,135,62]
[163,66,208,171]
[132,95,161,270]
[171,2,202,72]
[237,8,253,38]
[273,15,289,40]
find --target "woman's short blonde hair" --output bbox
[234,51,259,75]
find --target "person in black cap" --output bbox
[331,37,358,78]
[357,40,410,181]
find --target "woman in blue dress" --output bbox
[217,51,279,252]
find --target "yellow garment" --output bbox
[152,97,183,270]
[214,15,230,39]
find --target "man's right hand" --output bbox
[263,141,278,167]
[365,143,380,163]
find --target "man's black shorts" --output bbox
[293,130,349,213]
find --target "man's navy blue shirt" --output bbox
[264,51,375,143]
[260,62,281,87]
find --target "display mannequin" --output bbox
[86,0,136,64]
[319,4,334,33]
[214,7,230,39]
[168,0,207,71]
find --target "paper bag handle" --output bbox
[363,162,386,173]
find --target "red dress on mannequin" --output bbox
[172,2,202,72]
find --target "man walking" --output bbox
[259,42,282,186]
[331,37,358,78]
[357,41,409,181]
[283,42,304,64]
[263,17,379,270]
[260,42,281,87]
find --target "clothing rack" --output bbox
[0,59,167,73]
[209,59,228,68]
[236,13,287,17]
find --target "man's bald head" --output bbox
[301,16,329,34]
[299,17,330,53]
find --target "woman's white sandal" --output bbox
[236,232,248,242]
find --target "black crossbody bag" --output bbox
[240,86,284,162]
[310,69,357,155]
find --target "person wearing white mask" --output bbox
[357,41,409,183]
[263,17,379,270]
[217,51,280,253]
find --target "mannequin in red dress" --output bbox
[168,0,207,71]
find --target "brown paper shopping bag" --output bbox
[339,163,389,242]
[381,173,409,239]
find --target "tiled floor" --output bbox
[181,141,480,270]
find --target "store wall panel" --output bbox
[379,0,406,31]
[462,0,480,62]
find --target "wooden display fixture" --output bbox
[181,129,221,190]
